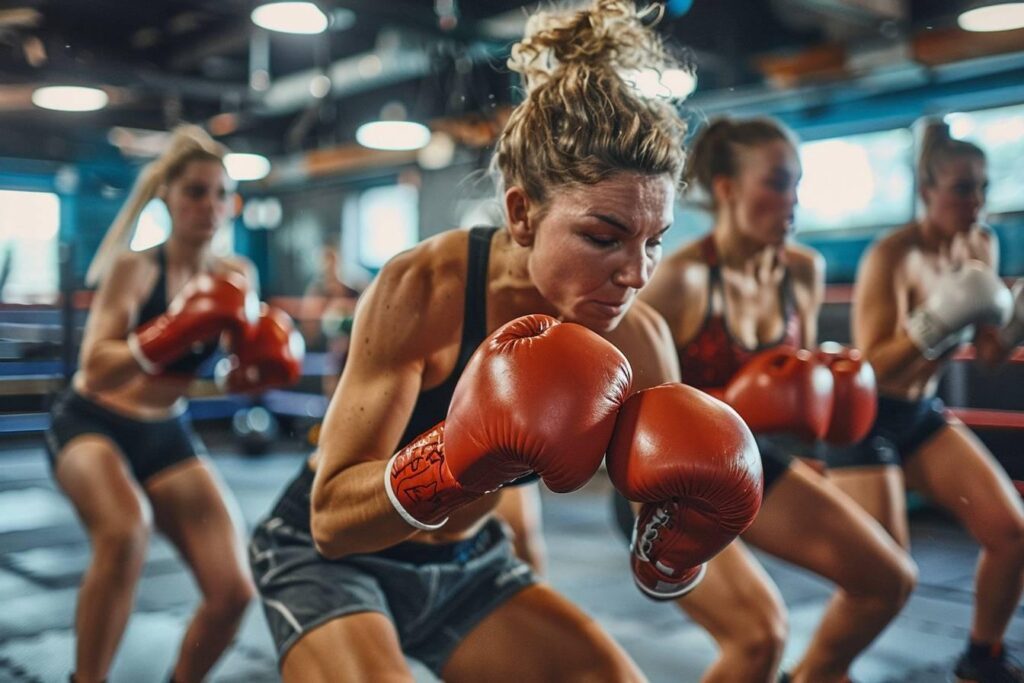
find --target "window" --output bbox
[0,190,60,303]
[129,197,235,255]
[945,104,1024,214]
[347,183,419,270]
[130,198,171,251]
[797,128,915,232]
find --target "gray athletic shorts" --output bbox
[249,515,536,676]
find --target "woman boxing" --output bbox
[637,116,917,683]
[45,126,284,683]
[831,119,1024,682]
[247,3,762,681]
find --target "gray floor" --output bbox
[0,439,1021,682]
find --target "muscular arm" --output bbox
[608,302,681,390]
[78,253,152,392]
[310,250,458,558]
[644,308,683,386]
[852,242,936,386]
[637,252,688,333]
[789,247,825,347]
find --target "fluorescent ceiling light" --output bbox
[251,2,328,34]
[32,85,108,112]
[356,121,431,151]
[623,68,697,100]
[958,2,1024,32]
[417,132,456,170]
[660,69,698,99]
[224,153,271,181]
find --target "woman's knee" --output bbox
[744,603,788,665]
[978,513,1024,562]
[870,550,918,608]
[720,592,788,667]
[204,574,256,622]
[91,518,150,572]
[892,552,919,605]
[832,537,918,608]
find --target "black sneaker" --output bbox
[954,648,1024,682]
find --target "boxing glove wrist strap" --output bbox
[1000,317,1024,349]
[629,500,710,601]
[384,424,480,531]
[1000,283,1024,349]
[126,332,162,375]
[905,310,962,361]
[632,559,707,601]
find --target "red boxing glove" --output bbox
[607,384,763,600]
[816,343,877,445]
[702,387,726,401]
[723,347,834,442]
[386,314,633,530]
[215,304,305,394]
[129,271,258,375]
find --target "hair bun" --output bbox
[493,0,689,210]
[508,0,677,95]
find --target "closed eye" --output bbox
[584,234,619,248]
[647,226,671,249]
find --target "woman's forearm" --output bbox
[310,459,419,558]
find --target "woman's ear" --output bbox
[505,186,535,247]
[918,180,932,207]
[711,175,733,208]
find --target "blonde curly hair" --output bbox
[494,0,690,209]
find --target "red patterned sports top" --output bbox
[677,235,803,389]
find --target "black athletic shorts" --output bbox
[251,466,536,676]
[45,389,204,483]
[824,395,947,469]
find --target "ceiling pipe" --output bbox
[754,19,1024,88]
[252,28,497,116]
[692,46,1024,119]
[776,0,905,24]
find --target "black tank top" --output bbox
[135,246,219,375]
[272,227,516,531]
[396,226,497,447]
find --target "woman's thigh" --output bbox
[829,465,910,548]
[674,539,787,642]
[145,459,250,598]
[443,584,645,683]
[55,434,151,536]
[904,423,1024,547]
[745,461,910,595]
[282,611,414,683]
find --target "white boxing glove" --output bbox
[998,280,1024,350]
[906,261,1013,360]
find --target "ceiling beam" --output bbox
[167,22,252,71]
